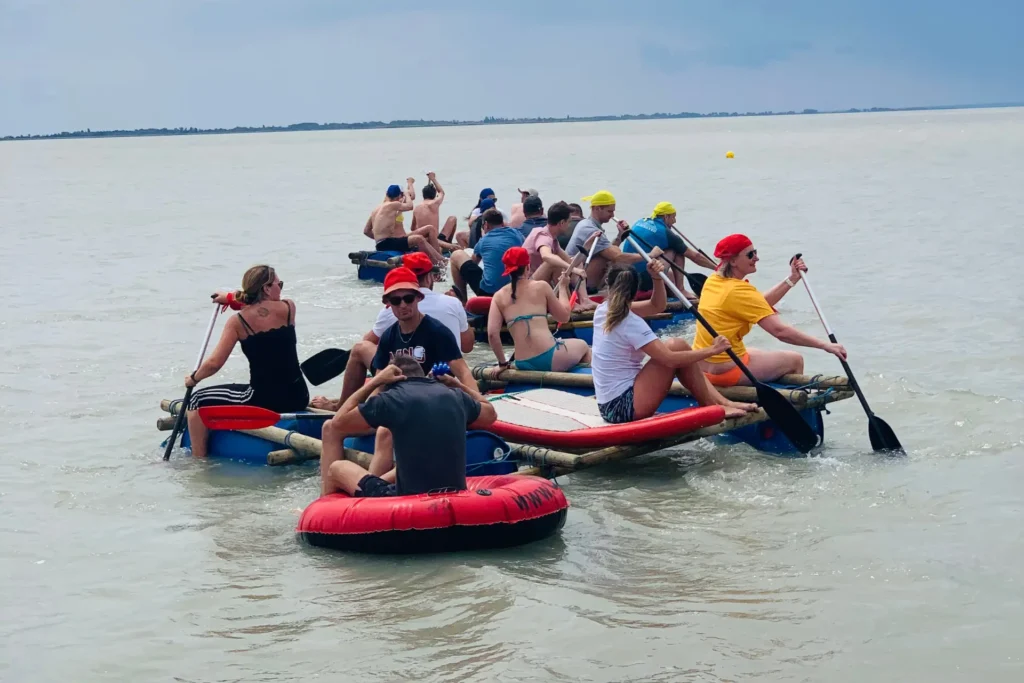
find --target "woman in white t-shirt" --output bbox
[592,262,758,424]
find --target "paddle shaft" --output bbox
[623,235,760,385]
[163,305,221,460]
[799,271,877,418]
[669,224,717,267]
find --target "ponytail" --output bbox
[237,264,276,305]
[509,267,525,301]
[603,266,639,332]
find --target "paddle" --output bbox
[792,254,904,454]
[300,348,351,386]
[623,232,820,453]
[198,405,326,431]
[163,305,222,460]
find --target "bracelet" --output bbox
[784,277,796,288]
[190,371,199,383]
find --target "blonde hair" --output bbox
[236,265,276,305]
[602,266,639,332]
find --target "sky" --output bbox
[1,0,1022,136]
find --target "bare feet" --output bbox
[310,395,339,411]
[573,300,598,313]
[720,400,758,419]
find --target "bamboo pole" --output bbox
[157,415,175,431]
[471,366,810,406]
[266,447,373,468]
[158,399,366,467]
[775,374,850,389]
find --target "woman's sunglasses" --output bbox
[386,293,418,306]
[745,249,757,259]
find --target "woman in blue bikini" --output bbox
[486,247,591,372]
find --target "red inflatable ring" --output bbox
[297,475,568,553]
[465,296,492,316]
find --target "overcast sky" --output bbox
[2,0,1022,136]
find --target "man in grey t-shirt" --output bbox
[319,356,497,498]
[566,189,644,292]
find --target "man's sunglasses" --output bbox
[386,293,418,306]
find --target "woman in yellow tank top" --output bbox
[691,234,847,387]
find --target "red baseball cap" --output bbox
[382,267,422,300]
[402,252,435,276]
[501,246,530,276]
[714,234,753,259]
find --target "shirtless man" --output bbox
[364,178,444,263]
[410,171,459,251]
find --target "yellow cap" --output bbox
[581,190,616,207]
[650,201,677,218]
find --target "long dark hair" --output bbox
[509,266,526,301]
[603,266,640,332]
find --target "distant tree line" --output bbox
[1,104,1011,142]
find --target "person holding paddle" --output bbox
[692,234,847,386]
[621,201,717,300]
[592,262,757,424]
[522,201,596,310]
[487,247,592,373]
[183,265,309,458]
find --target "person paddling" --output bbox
[522,200,595,310]
[692,234,847,386]
[621,201,717,299]
[565,190,643,293]
[184,265,309,457]
[591,262,757,423]
[487,247,592,373]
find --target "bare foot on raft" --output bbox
[721,401,758,419]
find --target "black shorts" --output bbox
[376,237,410,253]
[188,383,256,411]
[355,474,397,498]
[666,230,687,256]
[458,261,495,297]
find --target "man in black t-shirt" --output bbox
[319,356,497,497]
[371,266,476,388]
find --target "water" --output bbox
[2,108,1023,681]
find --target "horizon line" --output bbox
[4,101,1022,142]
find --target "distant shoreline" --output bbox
[4,102,1020,142]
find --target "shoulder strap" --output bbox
[286,300,294,325]
[237,313,255,335]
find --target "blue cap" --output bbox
[386,184,402,199]
[479,198,496,212]
[479,187,495,200]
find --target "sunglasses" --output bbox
[386,293,418,306]
[745,250,757,259]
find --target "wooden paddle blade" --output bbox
[868,415,904,454]
[685,272,707,298]
[754,383,820,453]
[301,348,351,386]
[198,405,280,430]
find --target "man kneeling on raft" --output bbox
[364,177,444,264]
[319,355,497,498]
